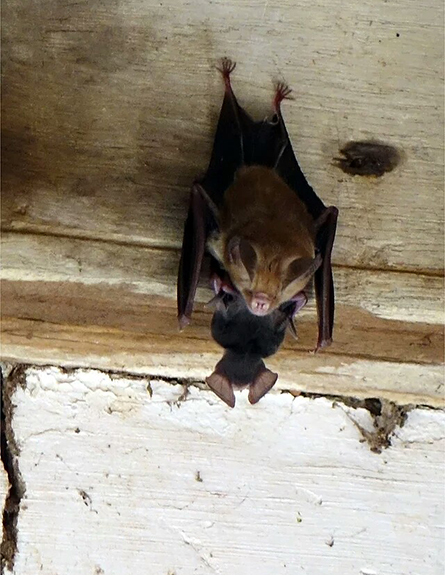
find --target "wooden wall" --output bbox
[2,0,444,405]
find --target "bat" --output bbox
[178,57,338,348]
[177,58,338,403]
[207,163,322,316]
[206,279,307,407]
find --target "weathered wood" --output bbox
[2,2,444,572]
[2,232,443,404]
[1,276,443,366]
[2,233,444,325]
[6,367,445,574]
[2,0,444,272]
[1,0,444,408]
[2,315,443,406]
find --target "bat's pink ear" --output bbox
[206,373,236,408]
[248,369,278,405]
[291,291,308,315]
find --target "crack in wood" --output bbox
[281,390,413,453]
[1,366,26,573]
[332,398,410,453]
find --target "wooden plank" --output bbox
[7,367,445,573]
[1,278,443,366]
[2,232,444,405]
[2,0,444,272]
[2,233,444,325]
[2,313,443,406]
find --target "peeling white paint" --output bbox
[5,367,444,575]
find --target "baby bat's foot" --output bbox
[217,57,236,90]
[285,292,307,339]
[273,81,293,113]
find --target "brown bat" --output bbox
[177,59,338,406]
[207,164,322,316]
[178,58,338,350]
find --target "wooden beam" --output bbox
[2,0,443,273]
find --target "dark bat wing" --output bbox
[313,206,338,348]
[200,62,256,205]
[177,59,255,326]
[177,185,213,328]
[249,95,338,349]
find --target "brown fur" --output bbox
[208,166,317,313]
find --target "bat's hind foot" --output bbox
[217,57,236,90]
[273,82,293,113]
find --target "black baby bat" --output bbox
[207,294,295,407]
[205,273,307,407]
[177,58,338,404]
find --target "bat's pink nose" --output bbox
[250,293,271,316]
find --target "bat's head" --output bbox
[225,236,321,316]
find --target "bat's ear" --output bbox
[206,372,236,408]
[227,236,257,280]
[192,183,220,224]
[284,254,322,289]
[248,368,278,404]
[276,292,308,336]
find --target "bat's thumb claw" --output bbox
[178,315,191,331]
[313,337,333,353]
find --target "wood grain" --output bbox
[2,0,444,272]
[2,233,444,325]
[7,367,445,574]
[1,0,444,408]
[2,304,443,406]
[2,230,443,404]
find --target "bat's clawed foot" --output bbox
[178,314,191,331]
[313,336,332,354]
[273,82,294,113]
[217,57,236,90]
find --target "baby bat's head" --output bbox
[211,292,289,358]
[225,236,321,316]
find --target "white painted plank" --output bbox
[0,465,10,565]
[10,367,445,574]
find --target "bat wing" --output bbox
[206,371,236,408]
[250,91,338,348]
[178,62,338,349]
[313,206,339,348]
[177,184,215,328]
[248,368,278,405]
[177,59,255,326]
[200,59,256,205]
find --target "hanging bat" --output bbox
[178,58,338,350]
[205,277,307,407]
